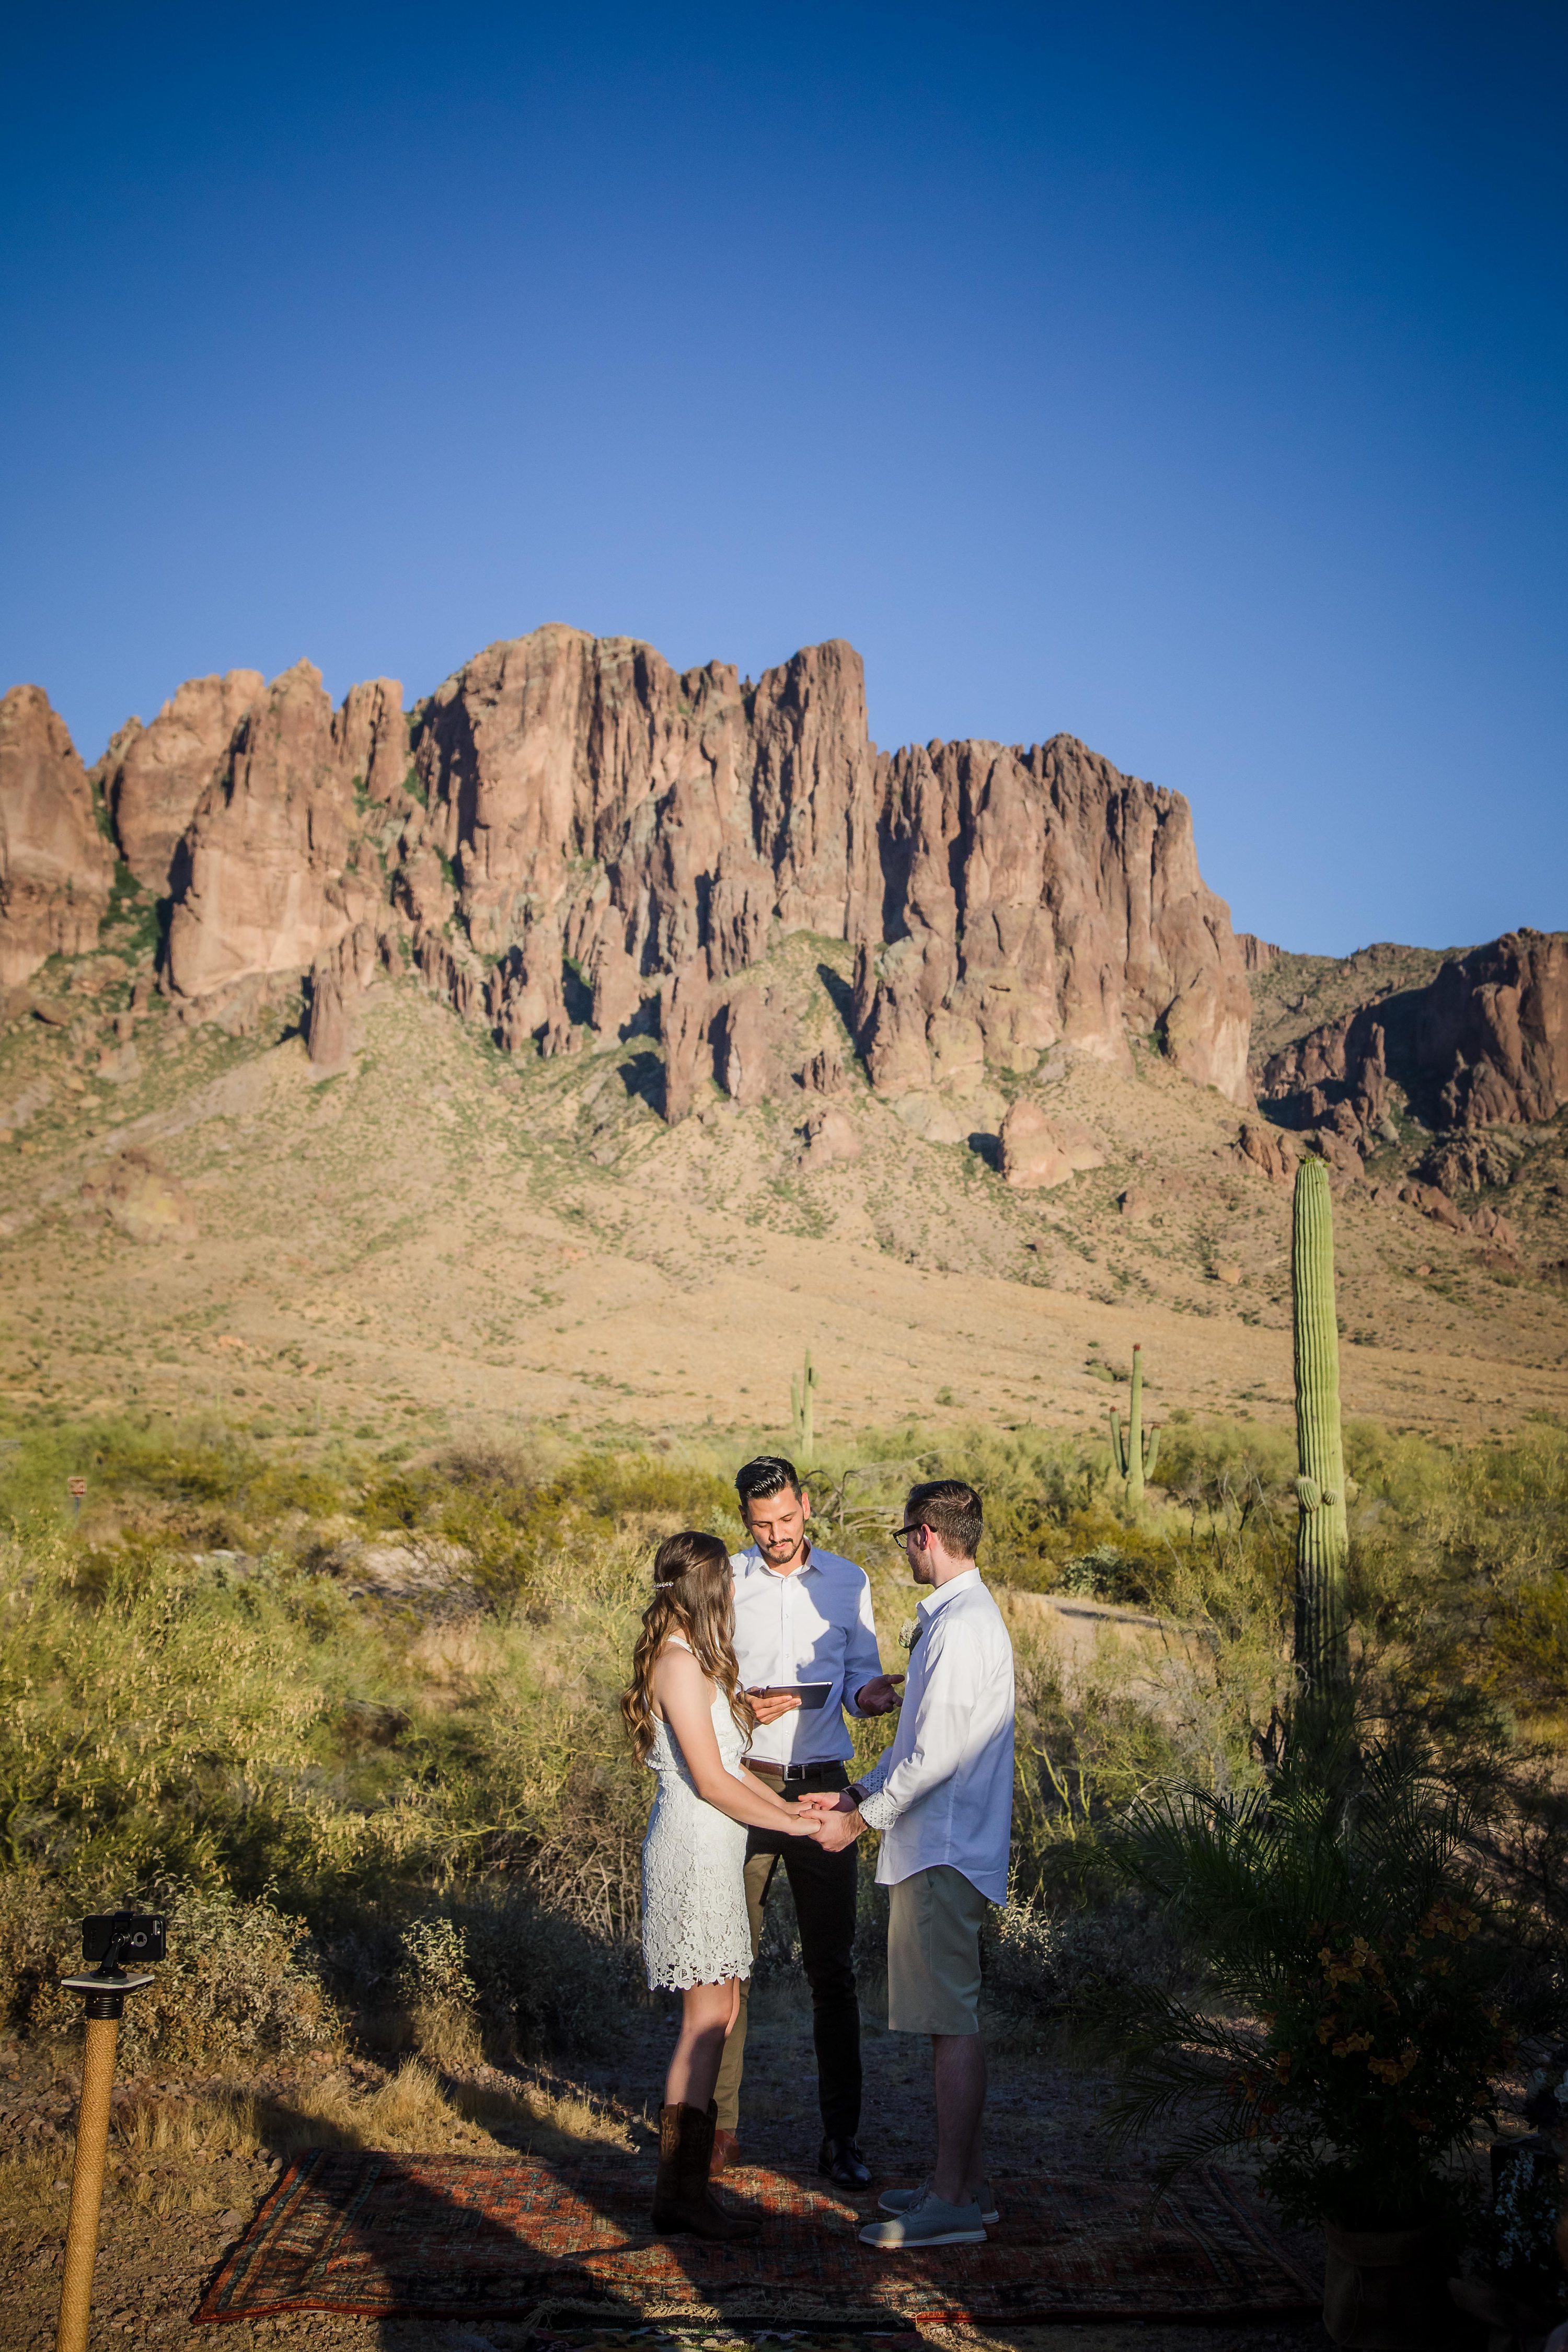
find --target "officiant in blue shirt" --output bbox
[712,1455,903,2187]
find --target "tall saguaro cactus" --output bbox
[1292,1156,1350,1688]
[791,1349,818,1464]
[1109,1343,1160,1514]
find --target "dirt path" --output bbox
[1,1978,1328,2352]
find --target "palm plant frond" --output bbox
[1097,1724,1518,2228]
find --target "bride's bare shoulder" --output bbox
[649,1632,708,1720]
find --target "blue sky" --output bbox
[2,2,1563,955]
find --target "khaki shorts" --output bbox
[886,1865,988,2035]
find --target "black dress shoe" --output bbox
[819,2135,872,2187]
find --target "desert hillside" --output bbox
[1,626,1564,1442]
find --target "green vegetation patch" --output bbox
[3,1406,1567,2134]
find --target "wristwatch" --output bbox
[847,1782,867,1807]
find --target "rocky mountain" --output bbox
[2,625,1565,1459]
[0,685,116,986]
[96,668,264,895]
[0,628,1253,1125]
[1255,932,1568,1184]
[1,627,1563,1229]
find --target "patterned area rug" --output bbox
[193,2151,1320,2327]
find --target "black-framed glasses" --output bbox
[889,1523,928,1546]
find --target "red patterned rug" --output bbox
[193,2151,1320,2326]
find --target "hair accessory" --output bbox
[653,1577,684,1588]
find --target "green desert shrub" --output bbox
[394,1915,480,2065]
[346,1886,637,2065]
[114,1889,340,2071]
[4,1405,1568,2093]
[0,1537,330,1886]
[405,1537,654,1933]
[0,1873,337,2071]
[0,1416,349,1545]
[448,1882,640,2057]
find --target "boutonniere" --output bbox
[899,1619,923,1653]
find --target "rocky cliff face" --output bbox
[164,660,406,1009]
[1258,928,1568,1180]
[2,625,1255,1113]
[406,627,880,1062]
[852,733,1251,1104]
[397,627,1252,1109]
[9,626,1561,1185]
[1420,932,1568,1128]
[0,686,116,985]
[94,669,264,895]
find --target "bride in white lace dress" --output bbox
[623,1530,822,2239]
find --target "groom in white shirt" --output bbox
[805,1477,1014,2249]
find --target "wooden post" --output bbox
[55,2004,121,2352]
[54,1965,153,2352]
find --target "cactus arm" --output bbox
[1292,1157,1350,1687]
[1143,1424,1160,1481]
[1108,1407,1127,1477]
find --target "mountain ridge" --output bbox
[3,628,1252,1121]
[1,626,1564,1239]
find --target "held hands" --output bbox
[796,1789,864,1851]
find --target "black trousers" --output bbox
[710,1763,861,2140]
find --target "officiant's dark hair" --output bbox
[735,1455,802,1509]
[621,1531,757,1763]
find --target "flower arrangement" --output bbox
[1098,1723,1519,2229]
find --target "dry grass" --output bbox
[261,2056,637,2156]
[0,2143,75,2200]
[117,2086,264,2157]
[0,2053,639,2250]
[80,2055,639,2173]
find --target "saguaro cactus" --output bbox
[791,1349,818,1463]
[1109,1343,1160,1513]
[1292,1156,1350,1687]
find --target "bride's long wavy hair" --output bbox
[621,1530,757,1764]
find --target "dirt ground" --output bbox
[0,1972,1330,2352]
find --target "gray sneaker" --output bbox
[878,2178,998,2226]
[859,2191,987,2248]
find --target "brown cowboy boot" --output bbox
[650,2104,759,2239]
[710,2126,741,2174]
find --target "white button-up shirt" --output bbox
[729,1541,885,1767]
[856,1567,1015,1904]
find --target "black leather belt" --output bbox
[748,1759,847,1784]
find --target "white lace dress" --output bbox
[641,1647,754,1991]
